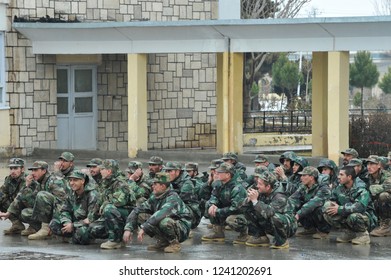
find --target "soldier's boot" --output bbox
[28,223,52,240]
[164,240,181,253]
[147,239,169,251]
[21,225,37,236]
[312,231,329,239]
[270,241,289,249]
[100,240,125,249]
[296,227,317,237]
[352,230,371,245]
[370,219,391,237]
[232,231,249,244]
[201,225,225,242]
[206,223,214,229]
[3,220,25,235]
[188,230,194,239]
[245,235,270,247]
[336,229,356,243]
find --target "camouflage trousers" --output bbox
[0,193,13,213]
[373,191,391,219]
[323,202,370,232]
[209,213,247,234]
[244,212,298,246]
[21,191,61,230]
[143,217,190,243]
[299,206,331,233]
[49,219,90,245]
[88,204,129,242]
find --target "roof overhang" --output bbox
[12,16,391,54]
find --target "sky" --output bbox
[297,0,377,17]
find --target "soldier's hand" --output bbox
[369,184,384,196]
[0,211,10,220]
[61,223,73,233]
[247,188,259,203]
[25,174,33,187]
[137,229,145,242]
[208,205,218,217]
[54,161,62,172]
[326,202,339,216]
[123,230,133,243]
[82,218,90,225]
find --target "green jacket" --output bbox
[128,173,152,201]
[0,173,26,211]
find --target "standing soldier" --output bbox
[49,170,100,244]
[123,172,192,253]
[126,161,151,206]
[0,158,26,235]
[88,159,136,249]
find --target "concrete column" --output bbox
[312,52,328,157]
[216,52,243,154]
[0,108,10,147]
[327,51,349,163]
[127,54,148,158]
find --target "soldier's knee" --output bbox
[379,192,391,203]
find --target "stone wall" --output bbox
[6,0,219,154]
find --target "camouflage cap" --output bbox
[378,156,388,168]
[28,161,49,170]
[148,156,163,165]
[257,171,277,186]
[254,154,268,163]
[8,158,25,167]
[364,155,380,164]
[68,170,87,180]
[347,158,363,167]
[86,158,103,167]
[221,152,238,162]
[341,148,359,158]
[253,165,268,177]
[215,162,234,174]
[99,159,119,171]
[298,166,319,177]
[152,172,171,184]
[317,158,337,171]
[208,159,223,170]
[126,161,142,173]
[184,162,198,171]
[164,161,183,171]
[279,151,297,164]
[59,151,75,162]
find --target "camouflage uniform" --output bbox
[317,158,339,188]
[278,151,297,177]
[8,161,68,232]
[126,161,152,206]
[285,156,309,196]
[222,152,248,181]
[144,156,164,186]
[241,171,297,247]
[55,151,75,178]
[88,159,136,245]
[124,172,192,246]
[165,162,201,229]
[289,167,331,234]
[246,165,268,190]
[49,170,100,244]
[0,158,26,213]
[86,158,103,185]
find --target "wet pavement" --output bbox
[1,154,391,260]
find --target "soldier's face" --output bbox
[69,178,85,194]
[187,170,196,178]
[9,167,24,179]
[321,167,332,176]
[214,172,231,183]
[223,159,235,165]
[300,174,312,186]
[59,159,73,171]
[31,168,46,181]
[367,162,380,175]
[256,178,269,194]
[343,154,354,165]
[167,169,180,181]
[293,163,300,174]
[100,168,112,179]
[255,161,267,167]
[89,166,101,177]
[149,164,162,174]
[283,159,292,170]
[338,170,351,185]
[152,182,166,196]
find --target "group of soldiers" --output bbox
[0,148,390,253]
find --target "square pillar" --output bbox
[127,54,148,158]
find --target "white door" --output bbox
[57,65,97,150]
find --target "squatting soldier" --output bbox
[246,155,274,185]
[164,161,201,230]
[0,161,68,240]
[88,159,136,249]
[291,166,331,239]
[364,155,391,237]
[0,158,27,235]
[126,161,151,206]
[317,158,339,189]
[184,162,207,196]
[54,151,75,178]
[242,171,297,249]
[323,166,377,245]
[201,163,247,244]
[86,158,103,185]
[275,151,297,181]
[145,156,164,185]
[123,172,192,253]
[347,158,369,187]
[49,170,100,244]
[246,166,268,190]
[221,152,248,181]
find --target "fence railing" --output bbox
[244,109,391,134]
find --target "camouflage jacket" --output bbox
[368,169,391,191]
[285,173,302,196]
[124,188,192,235]
[206,177,247,218]
[234,162,248,181]
[330,178,377,229]
[8,172,68,215]
[289,180,331,218]
[0,173,26,211]
[98,174,136,212]
[60,180,100,226]
[128,173,152,201]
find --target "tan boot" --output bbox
[28,223,51,240]
[245,235,270,247]
[296,227,317,237]
[336,229,356,243]
[312,231,329,239]
[100,240,125,249]
[232,231,249,244]
[164,240,181,253]
[147,239,169,251]
[352,231,370,245]
[270,241,289,249]
[21,225,37,236]
[370,219,391,237]
[201,225,225,242]
[3,220,25,235]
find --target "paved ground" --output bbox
[0,149,390,260]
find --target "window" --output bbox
[0,32,5,107]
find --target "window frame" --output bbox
[0,32,6,108]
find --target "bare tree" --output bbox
[241,0,311,113]
[373,0,391,15]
